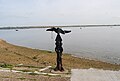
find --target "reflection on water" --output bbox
[0,27,120,64]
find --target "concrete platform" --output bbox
[71,68,120,81]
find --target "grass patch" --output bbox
[32,56,37,59]
[24,65,42,68]
[19,69,32,72]
[0,63,13,69]
[0,76,10,78]
[29,78,36,81]
[16,65,44,69]
[17,77,36,81]
[17,77,26,80]
[29,73,39,75]
[47,51,53,53]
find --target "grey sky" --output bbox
[0,0,120,26]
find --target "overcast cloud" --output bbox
[0,0,120,26]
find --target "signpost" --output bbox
[46,27,71,71]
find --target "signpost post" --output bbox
[46,27,71,71]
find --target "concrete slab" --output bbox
[71,68,120,81]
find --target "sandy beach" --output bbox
[0,39,120,81]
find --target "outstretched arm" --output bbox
[46,27,56,31]
[64,30,71,33]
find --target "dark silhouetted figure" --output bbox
[46,27,71,71]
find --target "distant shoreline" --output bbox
[0,24,120,30]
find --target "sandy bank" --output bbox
[0,39,120,81]
[0,39,120,70]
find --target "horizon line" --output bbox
[0,24,120,30]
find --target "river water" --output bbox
[0,27,120,64]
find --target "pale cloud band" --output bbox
[0,0,120,26]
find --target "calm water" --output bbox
[0,27,120,64]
